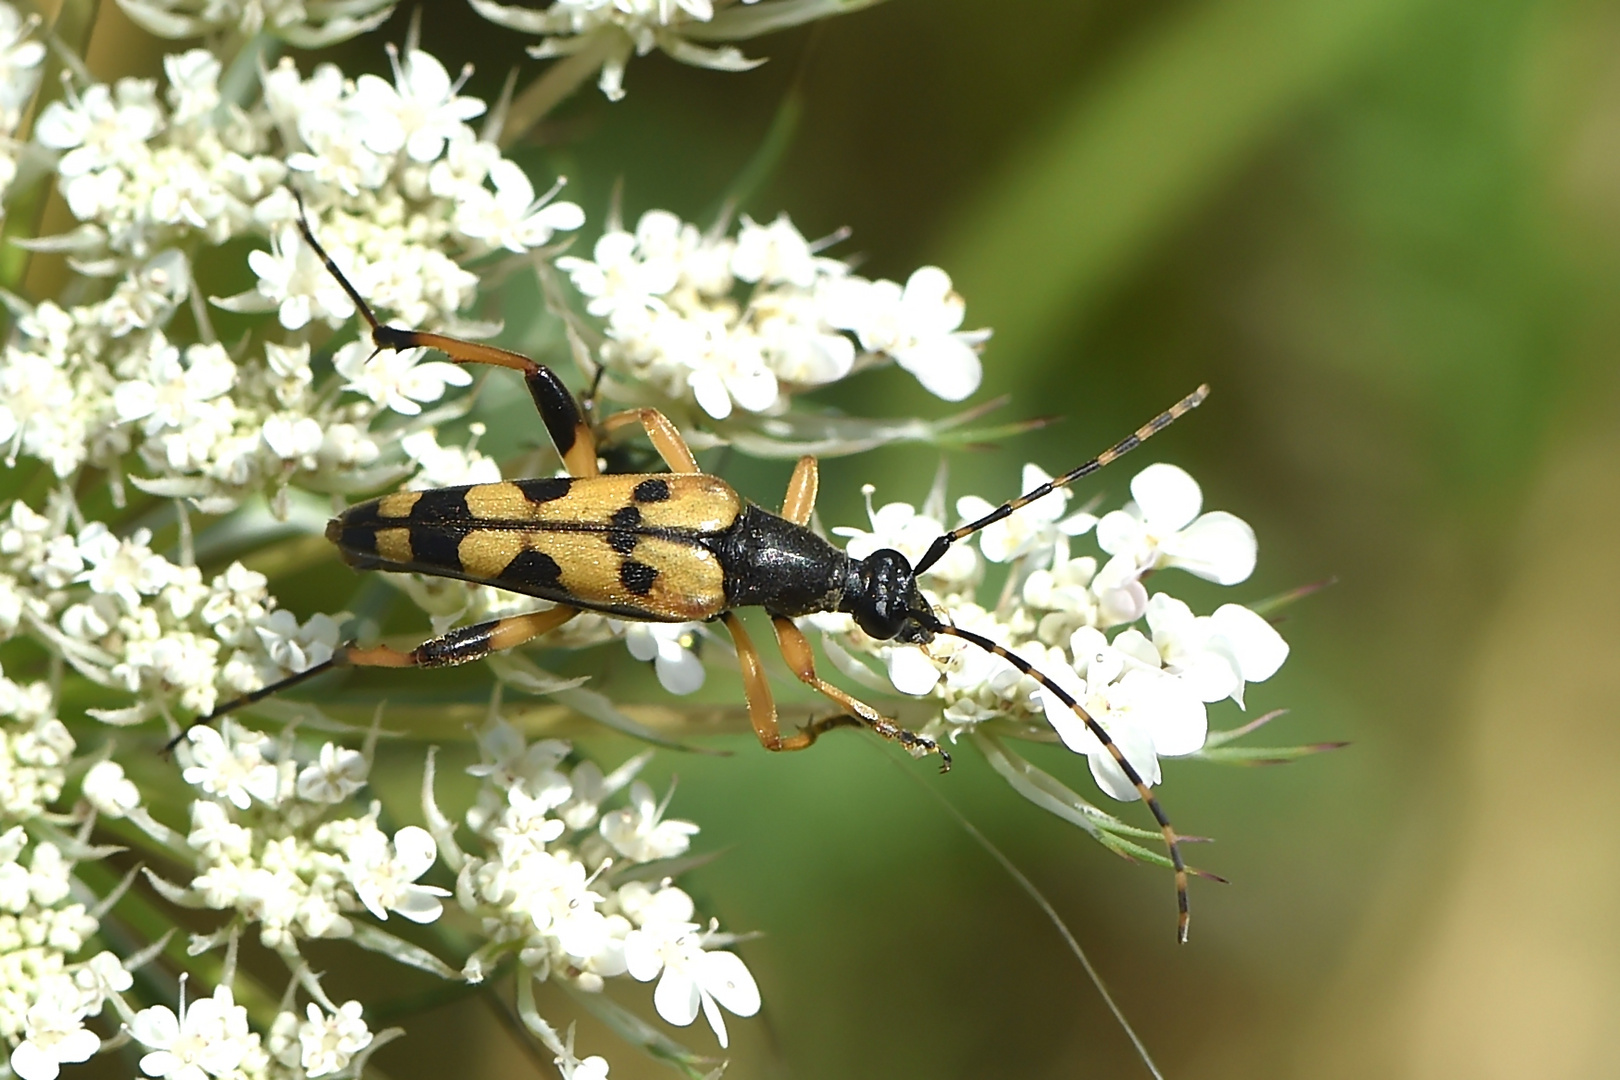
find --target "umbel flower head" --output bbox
[0,2,1319,1078]
[473,0,888,101]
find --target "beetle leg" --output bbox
[342,605,581,670]
[721,612,815,752]
[780,456,818,526]
[291,205,601,479]
[192,606,580,735]
[599,409,701,474]
[770,616,950,771]
[400,332,600,478]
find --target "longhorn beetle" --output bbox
[200,201,1210,940]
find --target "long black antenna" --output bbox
[914,385,1209,576]
[290,192,420,354]
[927,618,1203,942]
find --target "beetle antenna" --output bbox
[913,385,1209,576]
[289,191,384,334]
[164,656,341,754]
[924,617,1194,942]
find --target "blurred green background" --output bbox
[87,0,1620,1075]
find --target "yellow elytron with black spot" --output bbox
[206,201,1210,941]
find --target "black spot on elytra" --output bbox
[516,477,572,505]
[410,488,472,522]
[409,526,465,571]
[342,501,381,526]
[632,478,671,504]
[619,560,657,596]
[607,506,642,554]
[498,548,564,589]
[338,527,377,556]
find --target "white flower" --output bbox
[82,759,141,818]
[35,78,161,177]
[557,212,682,322]
[129,985,258,1080]
[401,428,502,488]
[296,743,369,804]
[686,335,778,420]
[0,4,43,129]
[253,609,340,676]
[956,462,1097,564]
[348,825,448,924]
[599,780,700,862]
[472,0,774,101]
[163,49,220,124]
[181,723,281,810]
[246,224,358,331]
[490,785,568,863]
[114,338,237,434]
[1035,627,1208,801]
[333,339,472,416]
[75,524,173,613]
[622,622,705,694]
[825,267,988,401]
[1094,463,1258,596]
[623,889,760,1048]
[454,160,585,252]
[10,990,100,1080]
[560,1053,610,1080]
[351,48,485,164]
[296,1000,372,1078]
[731,212,821,288]
[1141,594,1288,707]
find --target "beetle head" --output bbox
[845,548,936,644]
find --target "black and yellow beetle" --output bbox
[203,203,1209,940]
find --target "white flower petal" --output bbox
[655,648,705,696]
[1122,669,1207,757]
[1130,463,1202,532]
[700,951,760,1017]
[1210,603,1289,683]
[653,968,700,1027]
[893,336,981,402]
[1086,721,1161,802]
[885,646,940,696]
[392,826,438,878]
[1161,511,1257,585]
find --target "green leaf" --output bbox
[971,731,1173,868]
[721,395,1044,459]
[348,924,462,980]
[1194,741,1349,766]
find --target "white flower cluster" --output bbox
[124,982,384,1080]
[0,3,42,202]
[0,670,133,1080]
[0,497,340,726]
[558,208,988,420]
[145,721,448,951]
[430,719,759,1050]
[115,0,395,48]
[473,0,777,101]
[812,461,1288,801]
[6,44,582,512]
